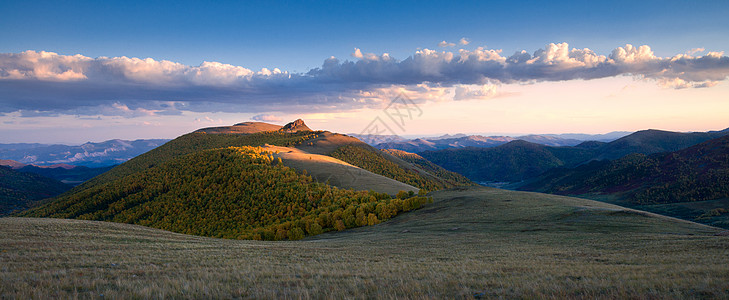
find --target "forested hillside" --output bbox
[75,130,322,192]
[330,145,469,191]
[421,140,595,182]
[20,147,431,240]
[1,166,70,215]
[521,135,729,204]
[381,149,474,187]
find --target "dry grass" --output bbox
[263,145,418,195]
[2,186,729,299]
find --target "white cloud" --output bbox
[453,84,499,100]
[438,41,455,47]
[1,43,728,116]
[251,114,283,122]
[459,38,470,45]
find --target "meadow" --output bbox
[2,186,728,299]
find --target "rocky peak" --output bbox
[280,119,312,132]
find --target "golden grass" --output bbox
[262,145,418,195]
[2,186,729,299]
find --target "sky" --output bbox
[1,0,729,144]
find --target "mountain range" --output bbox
[358,131,631,153]
[0,139,169,167]
[419,127,729,184]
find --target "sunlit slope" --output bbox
[262,145,418,194]
[3,186,728,298]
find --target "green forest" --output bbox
[20,147,431,240]
[1,166,70,215]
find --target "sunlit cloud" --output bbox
[459,38,470,45]
[438,41,456,47]
[1,43,728,117]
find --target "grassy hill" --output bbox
[520,135,729,228]
[20,146,430,240]
[3,186,728,298]
[0,166,71,215]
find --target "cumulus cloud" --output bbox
[438,41,456,47]
[1,43,729,116]
[453,84,499,100]
[251,114,283,122]
[459,38,470,45]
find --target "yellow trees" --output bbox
[22,146,434,241]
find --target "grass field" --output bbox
[2,186,729,299]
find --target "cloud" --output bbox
[1,43,728,116]
[459,38,470,45]
[251,114,283,122]
[453,84,499,100]
[438,41,455,47]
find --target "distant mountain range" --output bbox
[0,159,113,186]
[351,131,631,153]
[419,127,729,184]
[0,139,169,167]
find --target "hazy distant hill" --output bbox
[0,139,169,167]
[373,134,597,153]
[1,166,70,215]
[0,160,113,186]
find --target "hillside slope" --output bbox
[20,146,429,240]
[263,145,418,194]
[3,186,728,298]
[421,140,595,182]
[0,166,70,215]
[592,128,729,160]
[520,135,729,228]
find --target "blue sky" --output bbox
[1,0,729,143]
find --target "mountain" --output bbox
[280,119,312,132]
[544,131,632,142]
[419,127,729,184]
[374,134,587,153]
[420,140,596,183]
[348,134,407,146]
[1,166,70,215]
[591,128,729,160]
[520,135,729,228]
[0,139,169,167]
[194,121,282,134]
[20,119,469,240]
[0,159,114,185]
